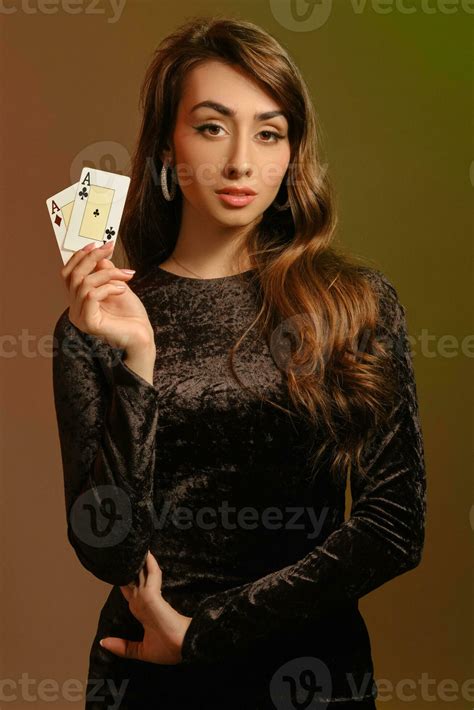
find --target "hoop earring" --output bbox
[161,161,176,201]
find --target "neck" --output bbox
[167,199,256,278]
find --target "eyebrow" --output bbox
[190,100,287,122]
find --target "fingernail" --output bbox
[101,241,114,249]
[99,639,104,647]
[120,269,136,274]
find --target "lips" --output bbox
[216,187,257,196]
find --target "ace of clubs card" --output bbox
[63,168,131,252]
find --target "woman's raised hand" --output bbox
[61,242,155,354]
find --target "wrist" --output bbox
[125,333,156,360]
[123,345,156,385]
[126,343,156,362]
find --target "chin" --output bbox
[214,213,256,228]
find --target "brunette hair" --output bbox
[119,14,399,484]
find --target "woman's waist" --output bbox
[150,514,341,592]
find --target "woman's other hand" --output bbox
[99,551,193,665]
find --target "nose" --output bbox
[222,133,254,180]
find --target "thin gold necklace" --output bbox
[170,254,253,280]
[169,255,206,279]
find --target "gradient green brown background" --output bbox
[1,1,472,708]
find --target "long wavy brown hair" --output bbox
[119,15,399,486]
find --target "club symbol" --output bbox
[93,209,100,217]
[79,187,88,200]
[105,227,115,240]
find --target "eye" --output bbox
[258,129,285,143]
[194,123,285,143]
[194,123,225,137]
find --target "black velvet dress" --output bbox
[52,264,426,710]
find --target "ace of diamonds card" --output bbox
[45,182,80,264]
[62,168,130,252]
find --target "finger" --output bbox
[62,242,95,271]
[145,551,160,588]
[138,565,146,588]
[61,241,114,292]
[99,637,143,661]
[60,245,96,297]
[78,282,128,324]
[76,266,134,290]
[147,550,159,572]
[73,268,133,320]
[68,258,133,326]
[61,241,112,281]
[95,257,116,271]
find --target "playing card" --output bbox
[62,168,130,253]
[45,182,80,264]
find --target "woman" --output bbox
[52,16,427,710]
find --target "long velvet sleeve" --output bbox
[181,270,427,664]
[52,307,160,586]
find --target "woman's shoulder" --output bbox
[352,264,407,334]
[354,264,401,300]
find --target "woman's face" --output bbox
[167,60,291,228]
